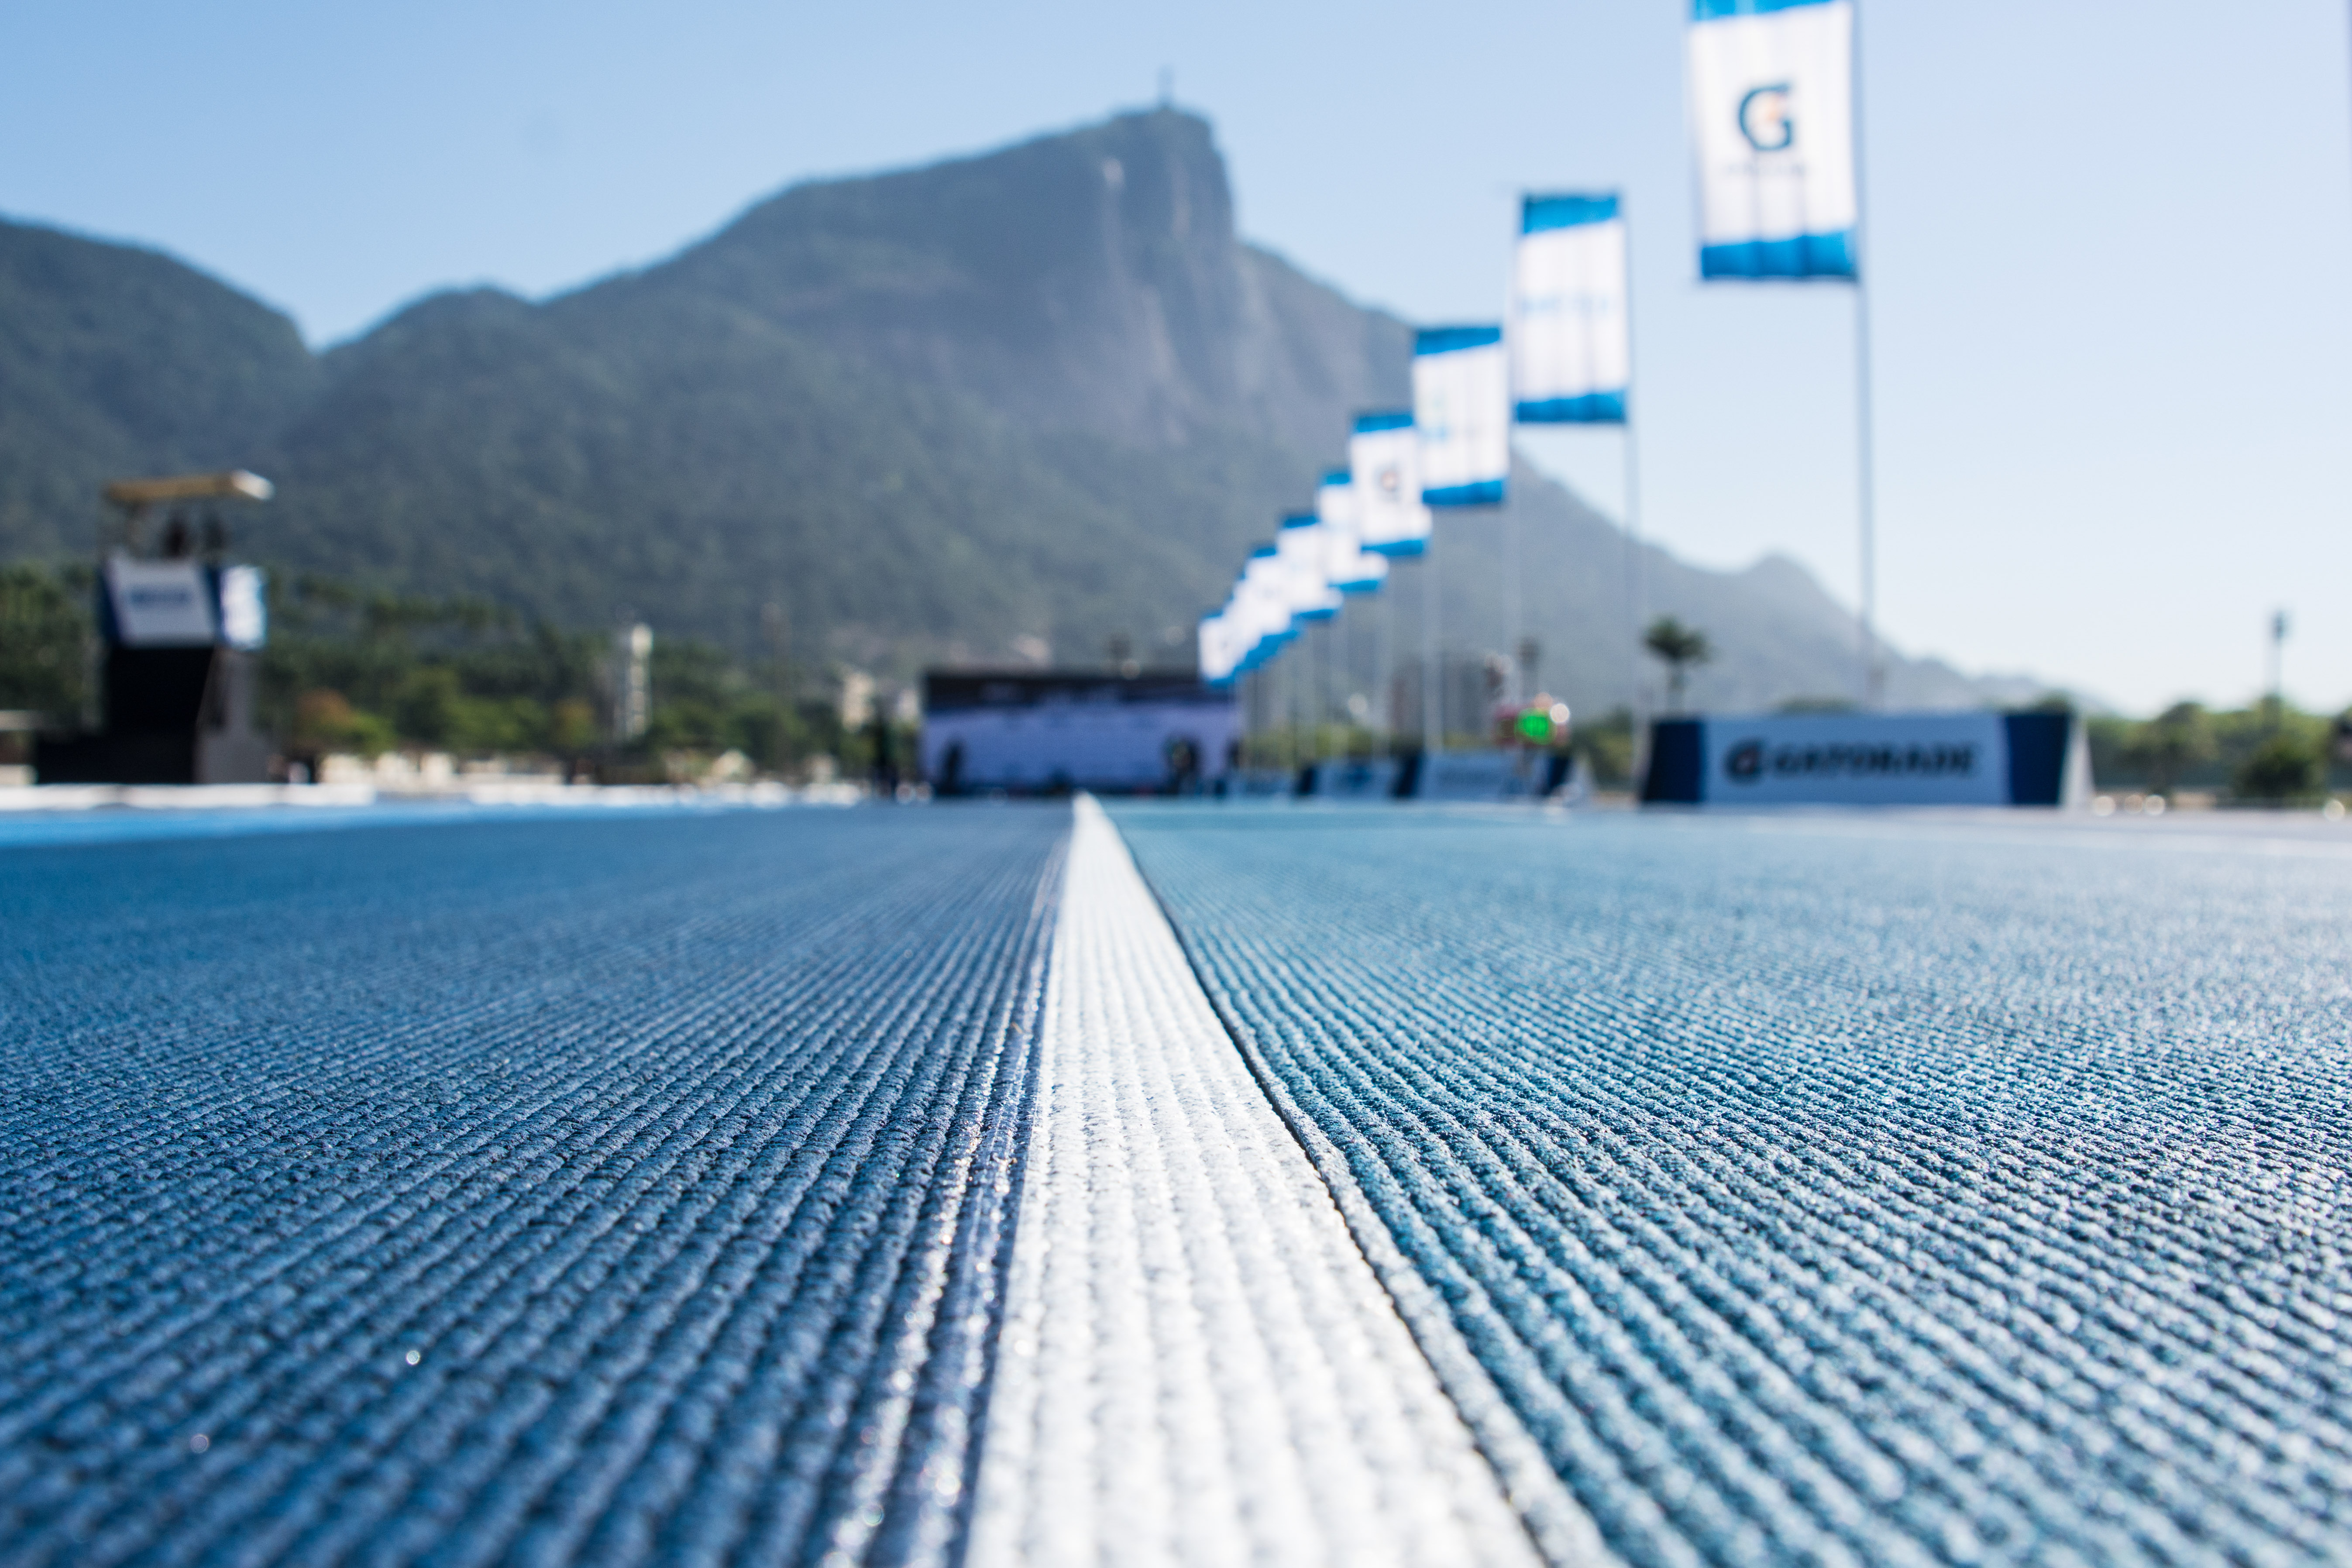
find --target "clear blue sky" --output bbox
[7,0,2350,714]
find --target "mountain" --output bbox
[0,221,318,558]
[0,109,2038,714]
[650,110,1406,454]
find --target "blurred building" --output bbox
[611,623,652,743]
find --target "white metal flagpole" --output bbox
[1315,619,1329,763]
[1851,0,1881,707]
[1621,194,1648,739]
[1377,583,1394,744]
[1624,424,1645,720]
[1336,609,1351,746]
[1422,551,1441,751]
[1504,507,1522,706]
[1854,282,1879,706]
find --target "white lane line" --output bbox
[967,797,1549,1568]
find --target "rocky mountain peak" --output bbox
[619,108,1398,452]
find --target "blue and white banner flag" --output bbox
[1235,549,1293,670]
[1317,470,1389,594]
[1198,612,1236,685]
[1510,195,1629,423]
[1413,327,1509,506]
[1687,0,1857,280]
[1207,596,1270,684]
[1349,412,1432,556]
[1276,513,1342,622]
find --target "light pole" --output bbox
[2268,609,2290,726]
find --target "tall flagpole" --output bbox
[1504,507,1523,706]
[1854,284,1879,706]
[1335,610,1348,749]
[1315,619,1329,763]
[1621,193,1648,746]
[1377,582,1394,746]
[1851,0,1882,707]
[1624,425,1647,736]
[1243,667,1257,767]
[1422,551,1441,751]
[1291,641,1305,770]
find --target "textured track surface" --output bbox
[0,808,1064,1567]
[969,798,1544,1567]
[1114,805,2352,1567]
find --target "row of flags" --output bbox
[1200,0,1860,693]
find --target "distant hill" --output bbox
[0,221,317,558]
[0,109,2035,712]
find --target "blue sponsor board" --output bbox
[1642,711,2086,806]
[1303,756,1403,800]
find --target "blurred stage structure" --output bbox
[922,669,1238,795]
[36,471,276,785]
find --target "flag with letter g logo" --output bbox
[1737,83,1794,152]
[1686,0,1857,279]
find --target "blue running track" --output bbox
[1115,805,2352,1567]
[7,801,2352,1566]
[0,808,1063,1568]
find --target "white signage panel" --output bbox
[1699,712,2008,805]
[105,557,218,646]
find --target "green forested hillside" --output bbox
[0,108,2029,715]
[0,221,318,559]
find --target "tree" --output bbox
[2234,731,2322,805]
[1575,706,1637,789]
[2122,701,2216,797]
[0,565,90,718]
[1643,616,1713,714]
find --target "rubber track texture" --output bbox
[1112,806,2352,1568]
[0,808,1066,1567]
[967,798,1547,1567]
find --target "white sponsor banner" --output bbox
[1510,196,1630,422]
[1349,414,1431,556]
[1687,0,1857,279]
[105,557,217,646]
[1413,327,1509,506]
[1702,712,2007,805]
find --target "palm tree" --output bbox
[1643,616,1713,714]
